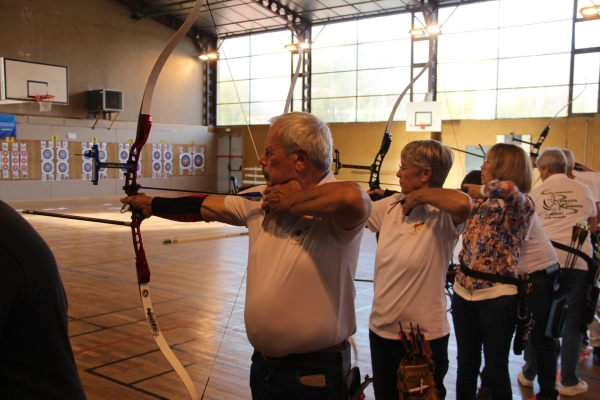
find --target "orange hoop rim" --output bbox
[34,94,55,102]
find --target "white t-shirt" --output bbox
[530,173,596,271]
[518,213,558,275]
[574,176,600,204]
[224,173,367,357]
[367,193,464,341]
[574,170,600,195]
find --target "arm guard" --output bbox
[151,195,207,222]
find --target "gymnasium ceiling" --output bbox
[116,0,493,41]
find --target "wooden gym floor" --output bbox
[8,197,600,399]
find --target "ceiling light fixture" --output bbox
[409,28,426,37]
[580,5,600,17]
[199,51,218,61]
[426,25,441,35]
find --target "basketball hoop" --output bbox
[34,94,55,112]
[420,124,427,130]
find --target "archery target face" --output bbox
[194,154,203,168]
[21,164,27,171]
[57,162,68,173]
[83,162,92,173]
[98,149,106,160]
[180,154,191,168]
[43,162,54,173]
[120,150,128,160]
[57,149,68,160]
[164,162,172,172]
[42,149,53,160]
[164,151,172,161]
[153,150,161,160]
[153,162,161,172]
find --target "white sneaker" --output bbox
[517,370,534,387]
[559,379,588,396]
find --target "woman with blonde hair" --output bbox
[455,143,535,399]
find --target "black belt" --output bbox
[263,340,350,371]
[529,263,560,279]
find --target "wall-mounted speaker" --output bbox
[87,89,123,112]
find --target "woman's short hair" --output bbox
[536,148,567,175]
[269,112,333,172]
[401,140,454,188]
[487,143,534,193]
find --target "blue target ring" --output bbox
[164,151,172,161]
[153,150,161,160]
[58,163,68,173]
[43,149,53,159]
[194,154,203,167]
[181,155,191,167]
[43,163,53,173]
[84,163,92,173]
[98,150,106,159]
[164,163,172,172]
[58,149,68,159]
[153,162,161,171]
[120,150,128,159]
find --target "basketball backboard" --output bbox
[0,58,68,105]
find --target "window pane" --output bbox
[357,68,410,96]
[438,60,498,91]
[312,46,357,73]
[413,40,430,64]
[574,53,600,84]
[218,103,250,126]
[438,30,499,62]
[439,1,499,33]
[358,40,411,69]
[218,80,250,104]
[221,36,250,58]
[356,95,410,122]
[413,68,429,94]
[251,31,290,55]
[218,57,249,81]
[358,14,411,43]
[312,72,356,98]
[292,99,303,112]
[496,86,569,118]
[499,20,572,57]
[312,98,356,123]
[572,83,598,113]
[250,77,290,102]
[498,54,571,88]
[500,0,573,27]
[438,90,497,120]
[251,53,290,78]
[250,101,286,124]
[575,19,600,49]
[312,21,357,48]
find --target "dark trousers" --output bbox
[249,350,343,400]
[369,329,449,400]
[452,293,518,400]
[522,271,559,399]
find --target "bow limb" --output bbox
[366,45,437,198]
[125,2,205,399]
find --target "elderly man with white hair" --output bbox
[529,148,597,396]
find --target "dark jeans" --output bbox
[452,293,518,400]
[522,271,558,399]
[559,269,588,386]
[369,329,449,400]
[249,350,343,400]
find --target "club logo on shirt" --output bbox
[539,189,581,217]
[409,222,424,236]
[290,226,309,245]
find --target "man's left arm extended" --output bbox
[263,181,372,231]
[402,187,472,225]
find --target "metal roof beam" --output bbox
[251,0,311,38]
